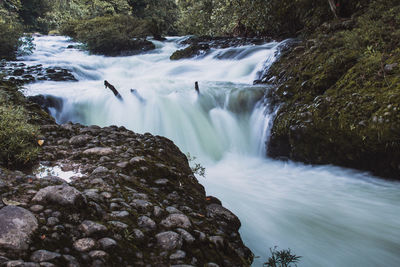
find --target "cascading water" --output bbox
[21,36,400,266]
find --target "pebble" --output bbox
[73,238,97,252]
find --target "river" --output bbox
[21,36,400,266]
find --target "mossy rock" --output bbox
[264,1,400,179]
[170,44,210,60]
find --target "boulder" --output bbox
[32,185,86,207]
[0,206,38,253]
[155,231,182,251]
[160,214,191,229]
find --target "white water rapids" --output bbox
[21,36,400,266]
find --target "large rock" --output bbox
[206,204,241,231]
[155,231,182,251]
[79,220,107,236]
[30,250,61,263]
[160,214,192,229]
[32,185,86,207]
[0,206,38,253]
[83,147,113,156]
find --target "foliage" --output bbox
[176,0,370,37]
[0,21,23,60]
[0,82,40,168]
[266,0,400,178]
[264,247,301,267]
[61,15,154,55]
[186,153,206,177]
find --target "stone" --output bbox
[98,238,117,250]
[384,63,398,73]
[169,250,186,260]
[160,214,191,229]
[208,236,224,248]
[79,220,107,236]
[206,204,240,231]
[110,211,129,218]
[92,166,108,174]
[129,156,146,165]
[83,147,113,156]
[32,185,86,207]
[107,221,128,230]
[69,135,90,147]
[30,250,61,263]
[0,206,38,252]
[46,217,59,226]
[73,238,96,252]
[88,250,108,260]
[166,206,182,214]
[175,228,195,244]
[154,179,169,185]
[30,205,44,213]
[131,199,152,211]
[137,216,156,230]
[153,206,163,217]
[132,229,144,240]
[5,261,40,267]
[155,231,182,251]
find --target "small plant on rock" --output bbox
[186,152,205,177]
[264,246,301,267]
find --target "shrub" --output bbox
[0,21,23,60]
[61,15,155,56]
[0,105,40,168]
[264,247,301,267]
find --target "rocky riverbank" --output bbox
[170,36,272,60]
[260,2,400,179]
[0,84,253,266]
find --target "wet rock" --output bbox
[30,205,44,213]
[131,199,152,211]
[107,221,128,230]
[169,250,186,260]
[98,238,117,251]
[92,166,108,175]
[69,135,90,147]
[166,206,182,214]
[83,148,113,156]
[88,250,108,260]
[175,228,195,244]
[79,221,107,236]
[32,185,86,207]
[132,229,145,240]
[206,204,240,231]
[73,238,97,252]
[155,231,182,251]
[137,216,156,230]
[160,214,191,229]
[30,250,61,263]
[0,206,38,252]
[110,210,129,219]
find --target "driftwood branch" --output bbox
[104,80,123,100]
[328,0,338,18]
[195,81,200,94]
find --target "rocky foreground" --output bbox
[0,122,253,266]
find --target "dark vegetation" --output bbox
[0,79,53,169]
[264,247,301,267]
[265,0,400,179]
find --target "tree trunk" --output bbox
[328,0,338,18]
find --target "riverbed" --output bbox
[21,36,400,266]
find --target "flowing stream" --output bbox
[21,36,400,266]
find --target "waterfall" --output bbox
[21,36,400,267]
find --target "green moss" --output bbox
[60,15,155,56]
[267,1,400,178]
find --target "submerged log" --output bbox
[195,81,200,94]
[130,89,146,103]
[104,80,122,100]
